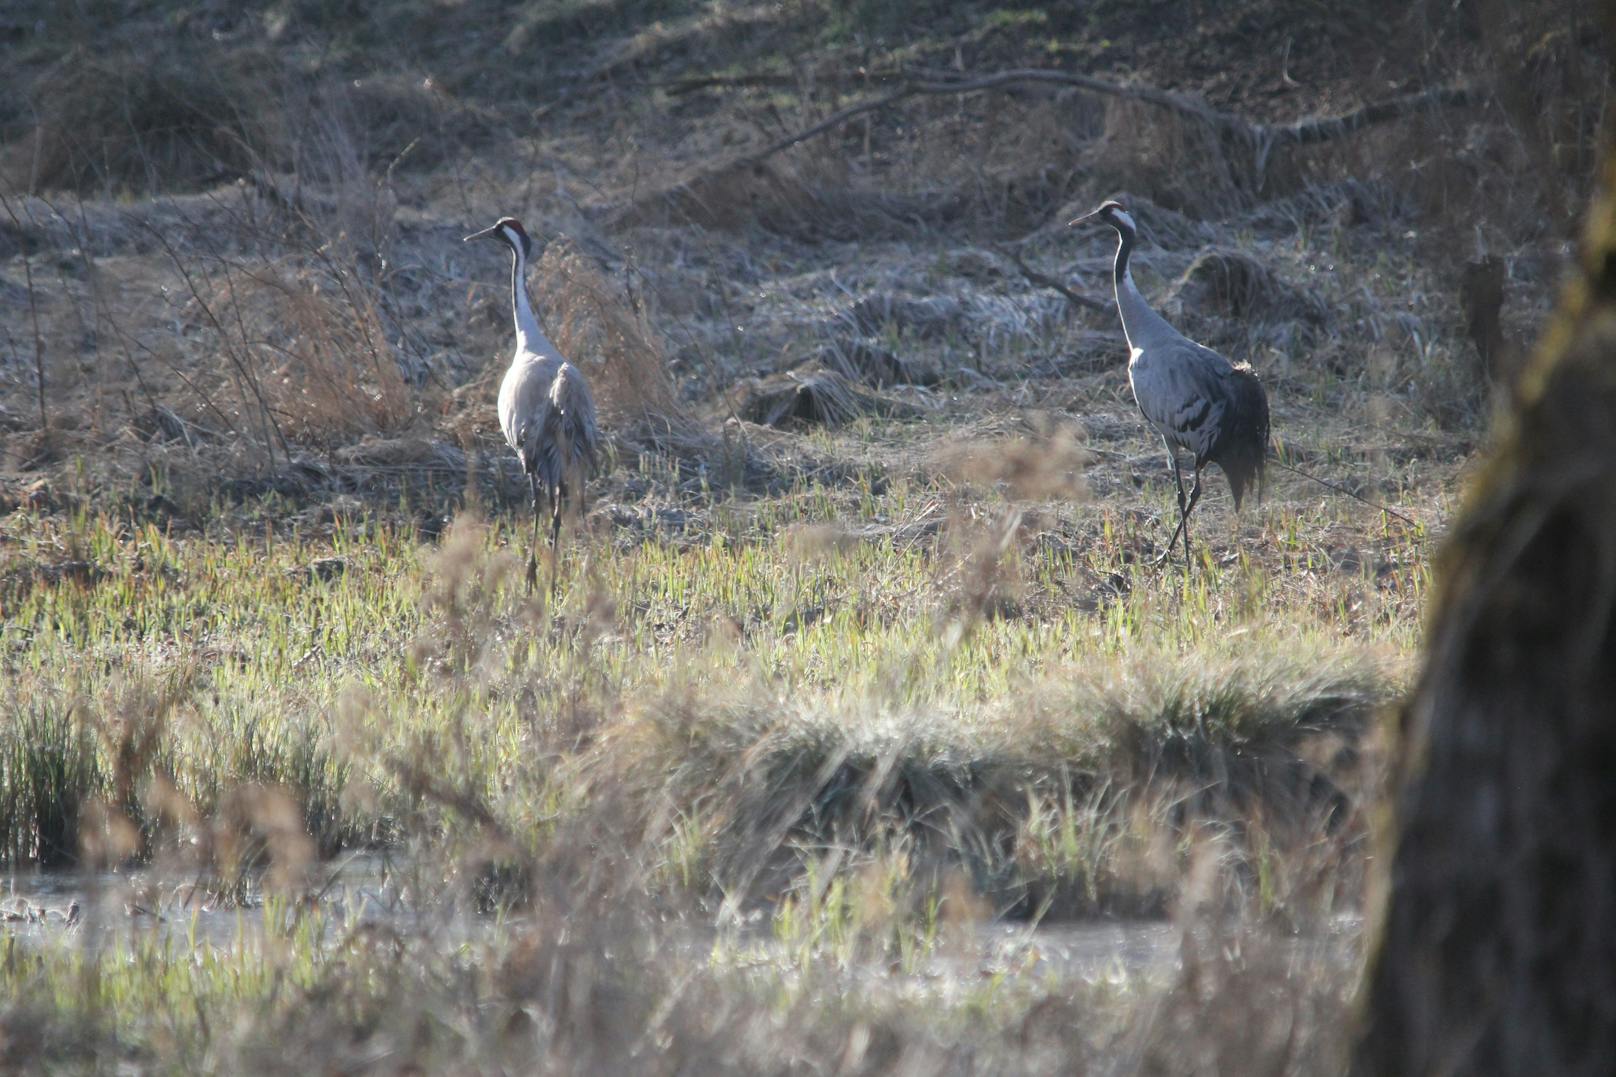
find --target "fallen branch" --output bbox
[742,82,925,164]
[736,67,1482,171]
[1002,245,1110,313]
[658,66,930,97]
[1268,84,1482,147]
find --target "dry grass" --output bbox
[738,366,921,428]
[8,46,281,194]
[934,417,1090,501]
[197,264,412,447]
[534,237,682,426]
[1088,100,1255,216]
[621,158,845,232]
[1167,248,1329,327]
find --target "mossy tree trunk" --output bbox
[1354,9,1616,1073]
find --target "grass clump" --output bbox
[533,237,682,427]
[0,693,98,866]
[13,45,281,194]
[619,643,1387,920]
[198,263,412,449]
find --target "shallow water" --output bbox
[1,851,421,948]
[977,913,1362,985]
[3,858,1361,989]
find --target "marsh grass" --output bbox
[1,694,97,866]
[0,882,1358,1073]
[0,366,1417,1072]
[1,501,1396,917]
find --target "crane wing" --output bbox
[497,349,601,492]
[1129,339,1234,459]
[548,363,600,475]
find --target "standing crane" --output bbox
[464,217,601,596]
[1069,200,1269,570]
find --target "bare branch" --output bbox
[1268,84,1483,147]
[731,67,1481,169]
[136,218,293,467]
[741,83,921,164]
[660,72,800,96]
[1002,246,1110,313]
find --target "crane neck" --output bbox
[508,240,548,355]
[1110,227,1174,350]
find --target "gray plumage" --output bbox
[464,216,601,595]
[1069,200,1269,568]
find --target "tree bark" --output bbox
[1354,9,1616,1074]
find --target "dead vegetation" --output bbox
[10,45,281,194]
[0,0,1587,511]
[1168,249,1328,327]
[533,237,682,427]
[196,263,412,447]
[933,418,1089,501]
[738,366,920,428]
[0,0,1577,525]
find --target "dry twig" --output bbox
[1002,246,1110,313]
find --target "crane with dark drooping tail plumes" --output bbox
[1069,200,1269,570]
[464,217,601,597]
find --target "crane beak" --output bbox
[1066,209,1100,227]
[462,225,500,243]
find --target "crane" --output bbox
[463,217,601,596]
[1069,200,1269,570]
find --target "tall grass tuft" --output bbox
[1,693,100,866]
[534,237,681,427]
[204,265,411,448]
[13,45,282,194]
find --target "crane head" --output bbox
[463,217,533,259]
[1068,200,1135,236]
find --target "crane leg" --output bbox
[549,480,565,601]
[1160,465,1206,569]
[526,473,542,595]
[1154,440,1193,571]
